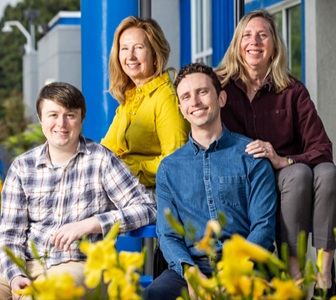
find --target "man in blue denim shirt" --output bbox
[145,63,277,300]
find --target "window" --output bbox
[268,1,302,79]
[191,0,212,65]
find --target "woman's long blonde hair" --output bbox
[216,9,292,93]
[108,16,170,104]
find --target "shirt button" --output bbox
[138,88,141,92]
[275,109,280,114]
[132,112,136,115]
[137,97,140,100]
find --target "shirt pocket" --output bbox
[218,176,246,208]
[261,109,293,143]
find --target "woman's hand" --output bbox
[245,139,289,170]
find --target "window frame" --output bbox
[191,0,213,65]
[267,0,302,79]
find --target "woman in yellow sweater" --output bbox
[101,16,189,189]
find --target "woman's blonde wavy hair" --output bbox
[108,16,170,104]
[216,9,292,93]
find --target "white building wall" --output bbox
[305,0,336,160]
[37,24,82,93]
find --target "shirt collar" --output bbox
[125,71,171,98]
[189,124,228,154]
[36,135,90,168]
[231,74,274,92]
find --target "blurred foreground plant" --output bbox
[3,222,145,300]
[165,208,335,300]
[3,211,336,300]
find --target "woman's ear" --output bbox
[218,90,227,108]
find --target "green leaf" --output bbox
[298,231,307,271]
[164,208,186,236]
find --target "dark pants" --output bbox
[144,259,213,300]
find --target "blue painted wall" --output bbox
[180,0,192,67]
[212,0,235,67]
[81,0,138,142]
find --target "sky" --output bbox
[0,0,21,19]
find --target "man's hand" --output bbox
[184,266,208,300]
[50,217,102,251]
[10,275,31,300]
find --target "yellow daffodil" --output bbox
[250,277,270,300]
[195,220,221,256]
[80,238,117,288]
[104,251,144,284]
[16,273,84,300]
[217,235,255,293]
[217,259,254,294]
[119,251,145,273]
[221,234,285,269]
[79,222,145,299]
[226,235,270,262]
[184,266,218,300]
[316,248,324,274]
[107,269,142,300]
[104,251,144,299]
[80,222,120,288]
[226,275,268,299]
[267,277,304,300]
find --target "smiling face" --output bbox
[39,99,82,156]
[177,73,226,132]
[240,17,275,75]
[118,27,155,86]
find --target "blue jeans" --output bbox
[144,259,213,300]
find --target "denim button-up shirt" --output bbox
[156,127,277,277]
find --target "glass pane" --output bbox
[205,0,212,49]
[192,0,212,64]
[196,0,203,52]
[273,12,283,36]
[206,55,212,66]
[288,5,301,80]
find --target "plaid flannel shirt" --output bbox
[0,136,156,283]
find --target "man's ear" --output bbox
[218,90,227,108]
